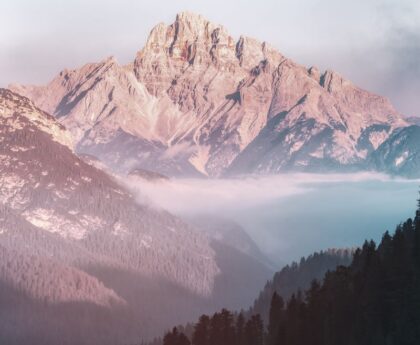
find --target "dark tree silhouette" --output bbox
[192,315,210,345]
[266,197,420,345]
[163,327,190,345]
[244,314,264,345]
[266,292,284,345]
[154,193,420,345]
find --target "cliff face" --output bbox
[11,12,408,177]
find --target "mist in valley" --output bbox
[127,173,420,266]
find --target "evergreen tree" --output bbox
[236,313,245,345]
[163,327,191,345]
[209,310,235,345]
[245,315,263,345]
[192,315,210,345]
[267,292,283,345]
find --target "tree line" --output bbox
[160,195,420,345]
[162,310,264,345]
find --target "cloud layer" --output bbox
[126,173,419,265]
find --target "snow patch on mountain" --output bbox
[395,151,409,166]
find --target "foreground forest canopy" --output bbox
[159,196,420,345]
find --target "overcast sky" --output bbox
[1,0,419,115]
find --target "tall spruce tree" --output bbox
[163,327,190,345]
[267,292,284,345]
[192,315,210,345]
[236,313,245,345]
[245,315,263,345]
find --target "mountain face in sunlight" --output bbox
[10,12,420,178]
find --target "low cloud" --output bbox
[124,173,418,265]
[127,172,391,214]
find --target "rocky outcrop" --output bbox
[11,12,408,177]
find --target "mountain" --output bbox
[0,88,218,296]
[188,215,274,269]
[0,88,272,344]
[10,12,411,177]
[368,125,420,178]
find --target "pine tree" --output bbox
[163,327,191,345]
[163,327,179,345]
[236,313,245,345]
[267,292,284,345]
[178,333,191,345]
[416,191,420,226]
[192,315,210,345]
[219,309,236,345]
[245,315,263,345]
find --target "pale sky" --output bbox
[1,0,419,115]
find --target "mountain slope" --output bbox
[10,12,408,177]
[0,88,273,343]
[188,215,274,269]
[0,242,123,307]
[0,88,218,296]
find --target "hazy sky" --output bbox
[1,0,419,115]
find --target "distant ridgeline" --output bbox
[152,196,420,345]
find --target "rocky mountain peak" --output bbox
[174,11,214,36]
[10,13,412,177]
[143,11,234,62]
[175,11,207,24]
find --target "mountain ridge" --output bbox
[10,11,417,177]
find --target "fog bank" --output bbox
[127,173,419,265]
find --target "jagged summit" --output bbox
[176,11,208,23]
[137,10,238,87]
[140,11,280,70]
[173,11,220,36]
[10,12,412,177]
